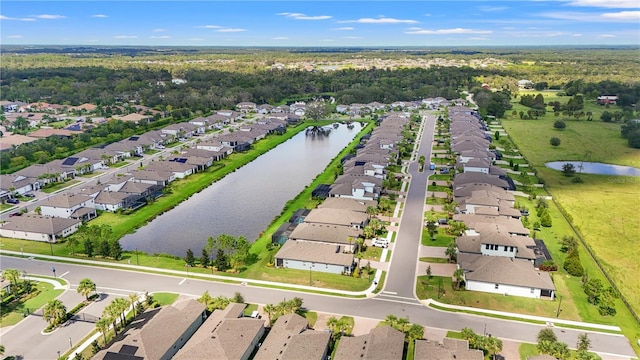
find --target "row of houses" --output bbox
[97,299,481,360]
[272,113,412,275]
[0,117,290,243]
[335,97,466,116]
[447,106,556,300]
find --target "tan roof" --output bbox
[454,214,529,236]
[280,331,330,360]
[456,233,537,260]
[40,193,93,208]
[304,208,368,227]
[453,183,514,202]
[0,134,38,150]
[289,223,361,245]
[334,326,404,360]
[253,313,308,360]
[414,339,484,360]
[0,215,80,235]
[175,303,264,360]
[275,241,354,267]
[458,253,555,290]
[453,173,509,189]
[317,197,377,213]
[95,191,130,205]
[130,169,173,181]
[29,128,81,138]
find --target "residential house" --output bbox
[330,174,382,201]
[597,95,618,105]
[254,313,330,360]
[39,193,97,221]
[145,161,196,179]
[94,298,206,360]
[414,338,484,360]
[275,240,354,275]
[334,326,405,360]
[93,191,133,212]
[0,174,40,200]
[0,215,81,242]
[316,197,377,213]
[29,128,81,139]
[236,102,257,114]
[458,253,555,299]
[174,303,264,360]
[288,222,361,252]
[129,169,175,186]
[304,208,369,229]
[114,113,153,124]
[15,163,75,185]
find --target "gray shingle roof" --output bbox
[334,326,404,360]
[275,241,354,267]
[458,253,555,290]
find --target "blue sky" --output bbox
[1,1,639,46]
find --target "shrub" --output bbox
[563,251,584,277]
[540,212,553,227]
[553,120,566,129]
[539,260,558,271]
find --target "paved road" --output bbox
[1,246,634,356]
[378,112,436,303]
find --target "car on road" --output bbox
[9,212,21,217]
[6,198,19,204]
[24,193,36,198]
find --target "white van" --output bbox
[250,310,261,319]
[371,238,389,248]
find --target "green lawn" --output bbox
[421,228,455,247]
[1,282,64,327]
[243,303,258,317]
[151,292,179,306]
[41,180,82,193]
[419,257,448,263]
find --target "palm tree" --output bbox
[128,293,139,317]
[366,206,377,219]
[95,317,111,344]
[326,316,338,337]
[406,323,425,344]
[2,269,20,293]
[484,336,503,360]
[113,297,130,325]
[43,299,67,327]
[198,291,212,308]
[77,278,96,301]
[453,268,465,290]
[383,314,398,328]
[263,304,276,325]
[66,236,79,256]
[103,304,120,335]
[396,317,410,332]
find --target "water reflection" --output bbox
[545,161,640,176]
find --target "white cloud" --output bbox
[187,38,204,41]
[565,0,640,9]
[598,34,617,37]
[91,14,108,18]
[468,37,490,40]
[114,35,138,39]
[601,10,640,20]
[216,28,247,33]
[540,10,640,22]
[277,12,331,20]
[424,13,432,17]
[502,26,516,30]
[406,27,492,35]
[32,14,66,19]
[331,27,354,31]
[0,15,36,21]
[573,33,583,36]
[341,17,418,24]
[152,28,165,33]
[319,39,335,42]
[272,37,288,40]
[478,6,508,12]
[344,36,363,39]
[196,25,222,29]
[7,35,23,38]
[149,35,170,39]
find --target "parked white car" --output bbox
[371,238,389,248]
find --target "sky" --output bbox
[1,0,639,47]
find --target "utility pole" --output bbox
[556,295,563,318]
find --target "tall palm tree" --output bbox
[43,299,67,327]
[66,237,79,256]
[77,278,96,301]
[396,317,410,332]
[128,293,139,317]
[2,269,20,290]
[406,323,425,344]
[453,268,465,290]
[263,304,276,325]
[366,206,377,219]
[113,297,130,325]
[95,317,111,344]
[383,314,398,328]
[484,336,503,360]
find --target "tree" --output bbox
[43,299,67,327]
[560,235,578,253]
[95,317,111,344]
[562,163,576,176]
[554,120,566,129]
[185,248,195,266]
[577,333,591,352]
[2,268,20,292]
[198,291,212,306]
[66,236,79,256]
[200,248,210,268]
[484,336,503,360]
[445,241,457,263]
[576,351,602,360]
[366,206,377,219]
[77,278,96,301]
[305,99,330,121]
[550,137,561,147]
[263,303,276,324]
[540,211,552,227]
[426,265,432,283]
[600,111,612,122]
[453,268,465,290]
[426,220,438,240]
[232,292,244,304]
[537,328,557,343]
[551,341,571,360]
[494,130,500,140]
[109,239,122,260]
[406,323,425,344]
[129,293,139,317]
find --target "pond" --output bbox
[120,123,363,256]
[545,161,640,176]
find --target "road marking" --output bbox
[59,271,69,278]
[372,297,422,306]
[377,293,415,301]
[179,278,187,285]
[381,291,397,295]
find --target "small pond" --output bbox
[545,161,640,176]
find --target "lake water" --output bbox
[545,161,640,176]
[120,123,363,256]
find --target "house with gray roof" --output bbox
[15,163,75,184]
[453,173,510,191]
[456,232,538,261]
[317,197,377,213]
[0,215,81,242]
[95,298,206,360]
[0,174,40,200]
[145,160,196,179]
[129,169,175,186]
[304,208,369,229]
[174,303,264,360]
[334,326,405,360]
[288,222,361,252]
[458,253,555,299]
[254,313,330,360]
[414,338,484,360]
[275,240,354,275]
[39,193,96,221]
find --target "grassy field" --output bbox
[502,98,640,301]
